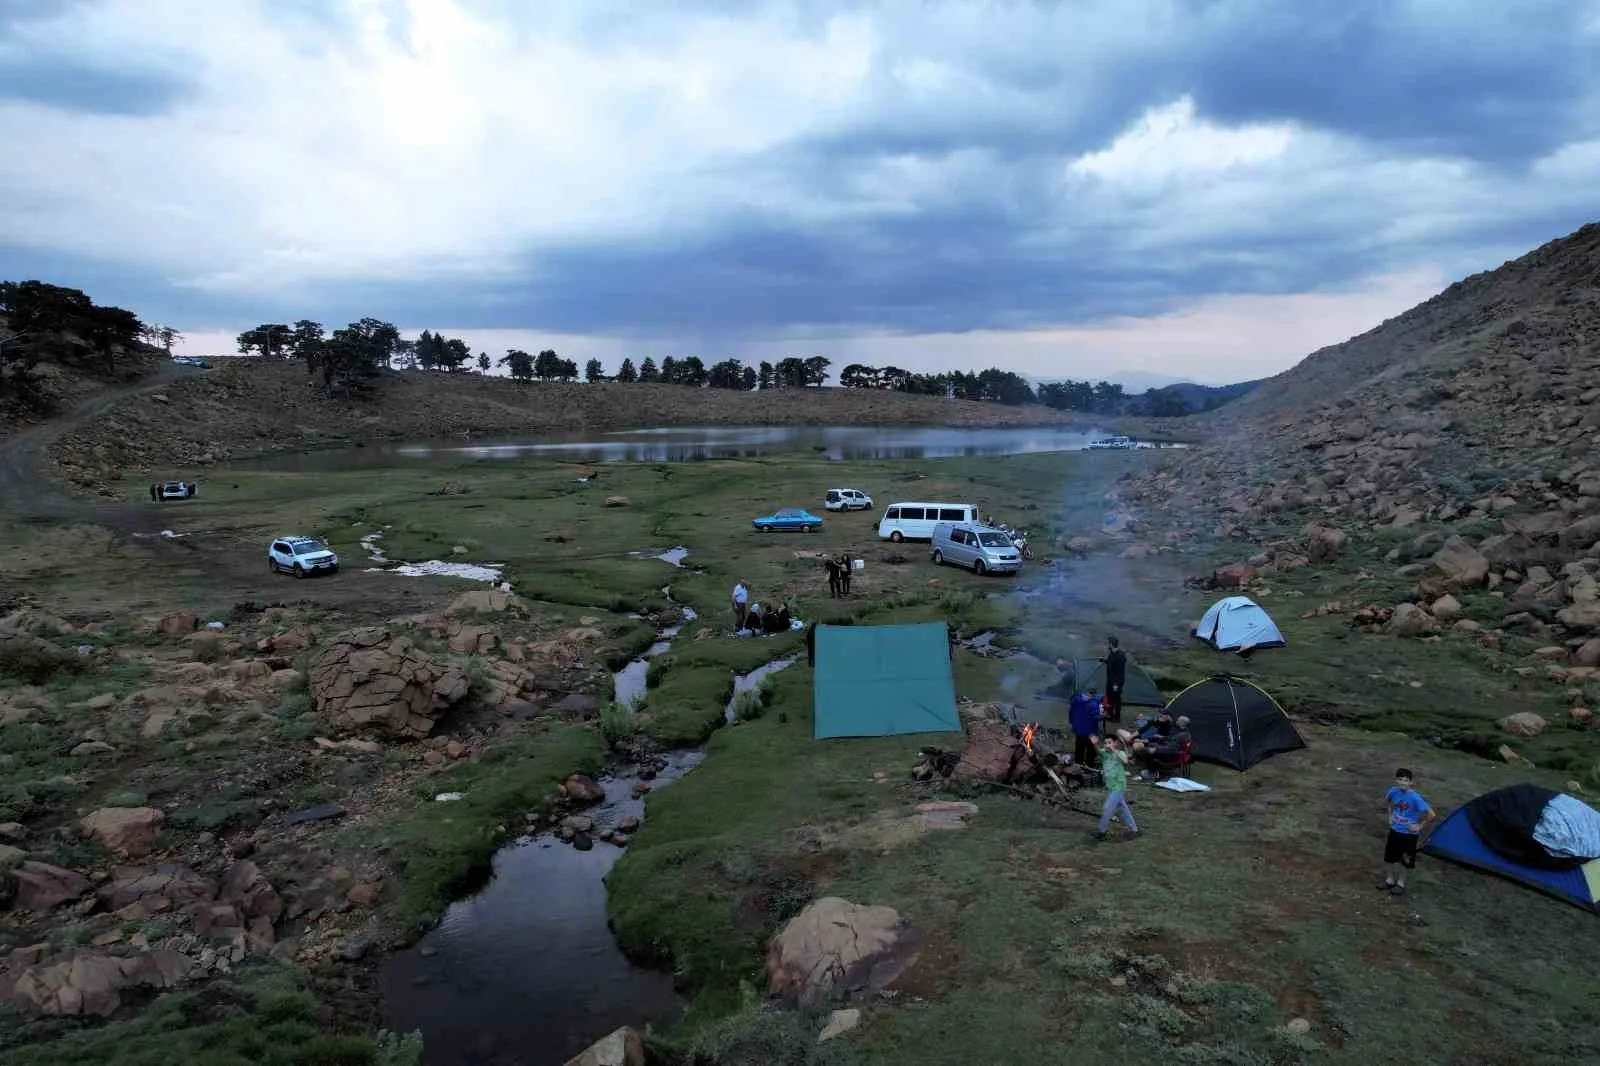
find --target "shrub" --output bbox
[599,700,639,747]
[0,636,80,684]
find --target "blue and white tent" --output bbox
[1422,784,1600,913]
[1193,596,1285,653]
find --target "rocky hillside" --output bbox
[48,359,1101,490]
[1122,221,1600,711]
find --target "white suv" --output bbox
[268,536,339,578]
[825,488,873,512]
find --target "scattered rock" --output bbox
[448,589,520,615]
[307,628,470,739]
[767,897,921,1005]
[556,693,600,717]
[602,496,631,508]
[284,803,347,826]
[1286,1018,1312,1035]
[12,862,90,912]
[617,815,641,833]
[1498,744,1534,768]
[818,1008,863,1043]
[572,832,594,851]
[86,693,116,711]
[79,808,165,858]
[346,881,381,907]
[1304,525,1348,561]
[0,823,24,843]
[439,481,469,496]
[560,815,594,834]
[563,775,605,804]
[1431,537,1490,587]
[1498,712,1548,737]
[1429,594,1462,620]
[1386,604,1437,638]
[562,1026,645,1066]
[1571,707,1594,726]
[13,948,191,1017]
[1212,563,1255,589]
[154,613,198,636]
[70,741,115,759]
[1065,536,1094,554]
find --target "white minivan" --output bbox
[931,523,1021,575]
[877,501,979,542]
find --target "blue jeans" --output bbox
[1098,789,1137,834]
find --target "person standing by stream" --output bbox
[731,580,749,632]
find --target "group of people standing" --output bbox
[824,553,854,597]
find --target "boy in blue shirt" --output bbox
[1380,767,1435,896]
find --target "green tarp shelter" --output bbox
[812,622,961,739]
[1063,657,1165,708]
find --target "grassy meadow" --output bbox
[0,445,1595,1064]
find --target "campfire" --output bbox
[911,708,1092,808]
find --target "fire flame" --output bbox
[1021,723,1037,753]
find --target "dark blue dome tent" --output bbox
[1422,784,1600,913]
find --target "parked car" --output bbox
[752,508,824,533]
[172,356,212,368]
[1086,435,1135,450]
[824,488,874,512]
[156,480,196,500]
[931,522,1022,575]
[876,501,979,542]
[268,536,339,577]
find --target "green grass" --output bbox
[351,721,605,930]
[0,960,418,1065]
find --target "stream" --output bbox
[377,752,702,1066]
[381,575,805,1065]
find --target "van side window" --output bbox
[885,507,900,520]
[901,507,925,520]
[954,530,970,545]
[939,508,964,521]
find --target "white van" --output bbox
[877,501,979,542]
[931,523,1021,575]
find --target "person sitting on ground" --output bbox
[1142,716,1191,779]
[745,602,765,634]
[763,603,791,634]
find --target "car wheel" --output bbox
[293,564,305,579]
[890,531,903,543]
[268,559,278,574]
[973,558,986,575]
[932,550,944,566]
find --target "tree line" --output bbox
[0,280,181,413]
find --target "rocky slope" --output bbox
[1120,220,1600,727]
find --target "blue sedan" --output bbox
[752,507,824,533]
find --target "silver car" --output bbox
[930,522,1022,575]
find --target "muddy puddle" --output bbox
[379,753,703,1065]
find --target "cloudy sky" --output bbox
[2,0,1597,386]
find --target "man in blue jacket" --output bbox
[1069,687,1102,767]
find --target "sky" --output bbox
[1,0,1597,387]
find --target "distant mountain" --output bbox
[1029,369,1230,392]
[1132,378,1265,416]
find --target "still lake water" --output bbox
[242,425,1180,470]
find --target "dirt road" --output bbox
[0,361,197,527]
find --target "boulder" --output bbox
[440,481,470,496]
[1559,514,1600,550]
[12,948,191,1017]
[79,808,165,858]
[154,613,198,636]
[1570,707,1594,727]
[1477,533,1534,567]
[11,862,90,912]
[1574,639,1600,667]
[563,775,605,804]
[819,1008,863,1042]
[562,1026,645,1066]
[767,897,921,1005]
[1304,526,1348,562]
[1430,537,1490,587]
[556,693,600,717]
[1498,712,1548,738]
[307,629,471,738]
[1212,563,1255,590]
[1429,595,1462,620]
[1499,744,1534,768]
[267,625,317,652]
[99,863,214,912]
[1065,536,1094,554]
[953,715,1017,782]
[219,860,284,923]
[602,496,630,508]
[1386,604,1437,638]
[448,590,521,616]
[1557,602,1600,633]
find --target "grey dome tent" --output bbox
[1060,657,1164,708]
[1164,674,1304,770]
[1193,596,1285,653]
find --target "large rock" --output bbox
[767,897,921,1005]
[953,715,1019,782]
[1498,712,1548,738]
[1559,514,1600,550]
[1430,594,1462,620]
[1304,525,1348,561]
[448,590,521,616]
[563,775,606,804]
[1574,639,1600,667]
[154,613,198,636]
[308,629,471,738]
[99,864,214,912]
[1557,602,1600,633]
[1212,563,1255,589]
[1430,537,1490,587]
[562,1026,646,1066]
[12,948,191,1017]
[1386,603,1437,637]
[602,496,630,508]
[79,808,165,858]
[11,862,90,912]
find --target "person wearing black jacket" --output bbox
[1103,636,1127,723]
